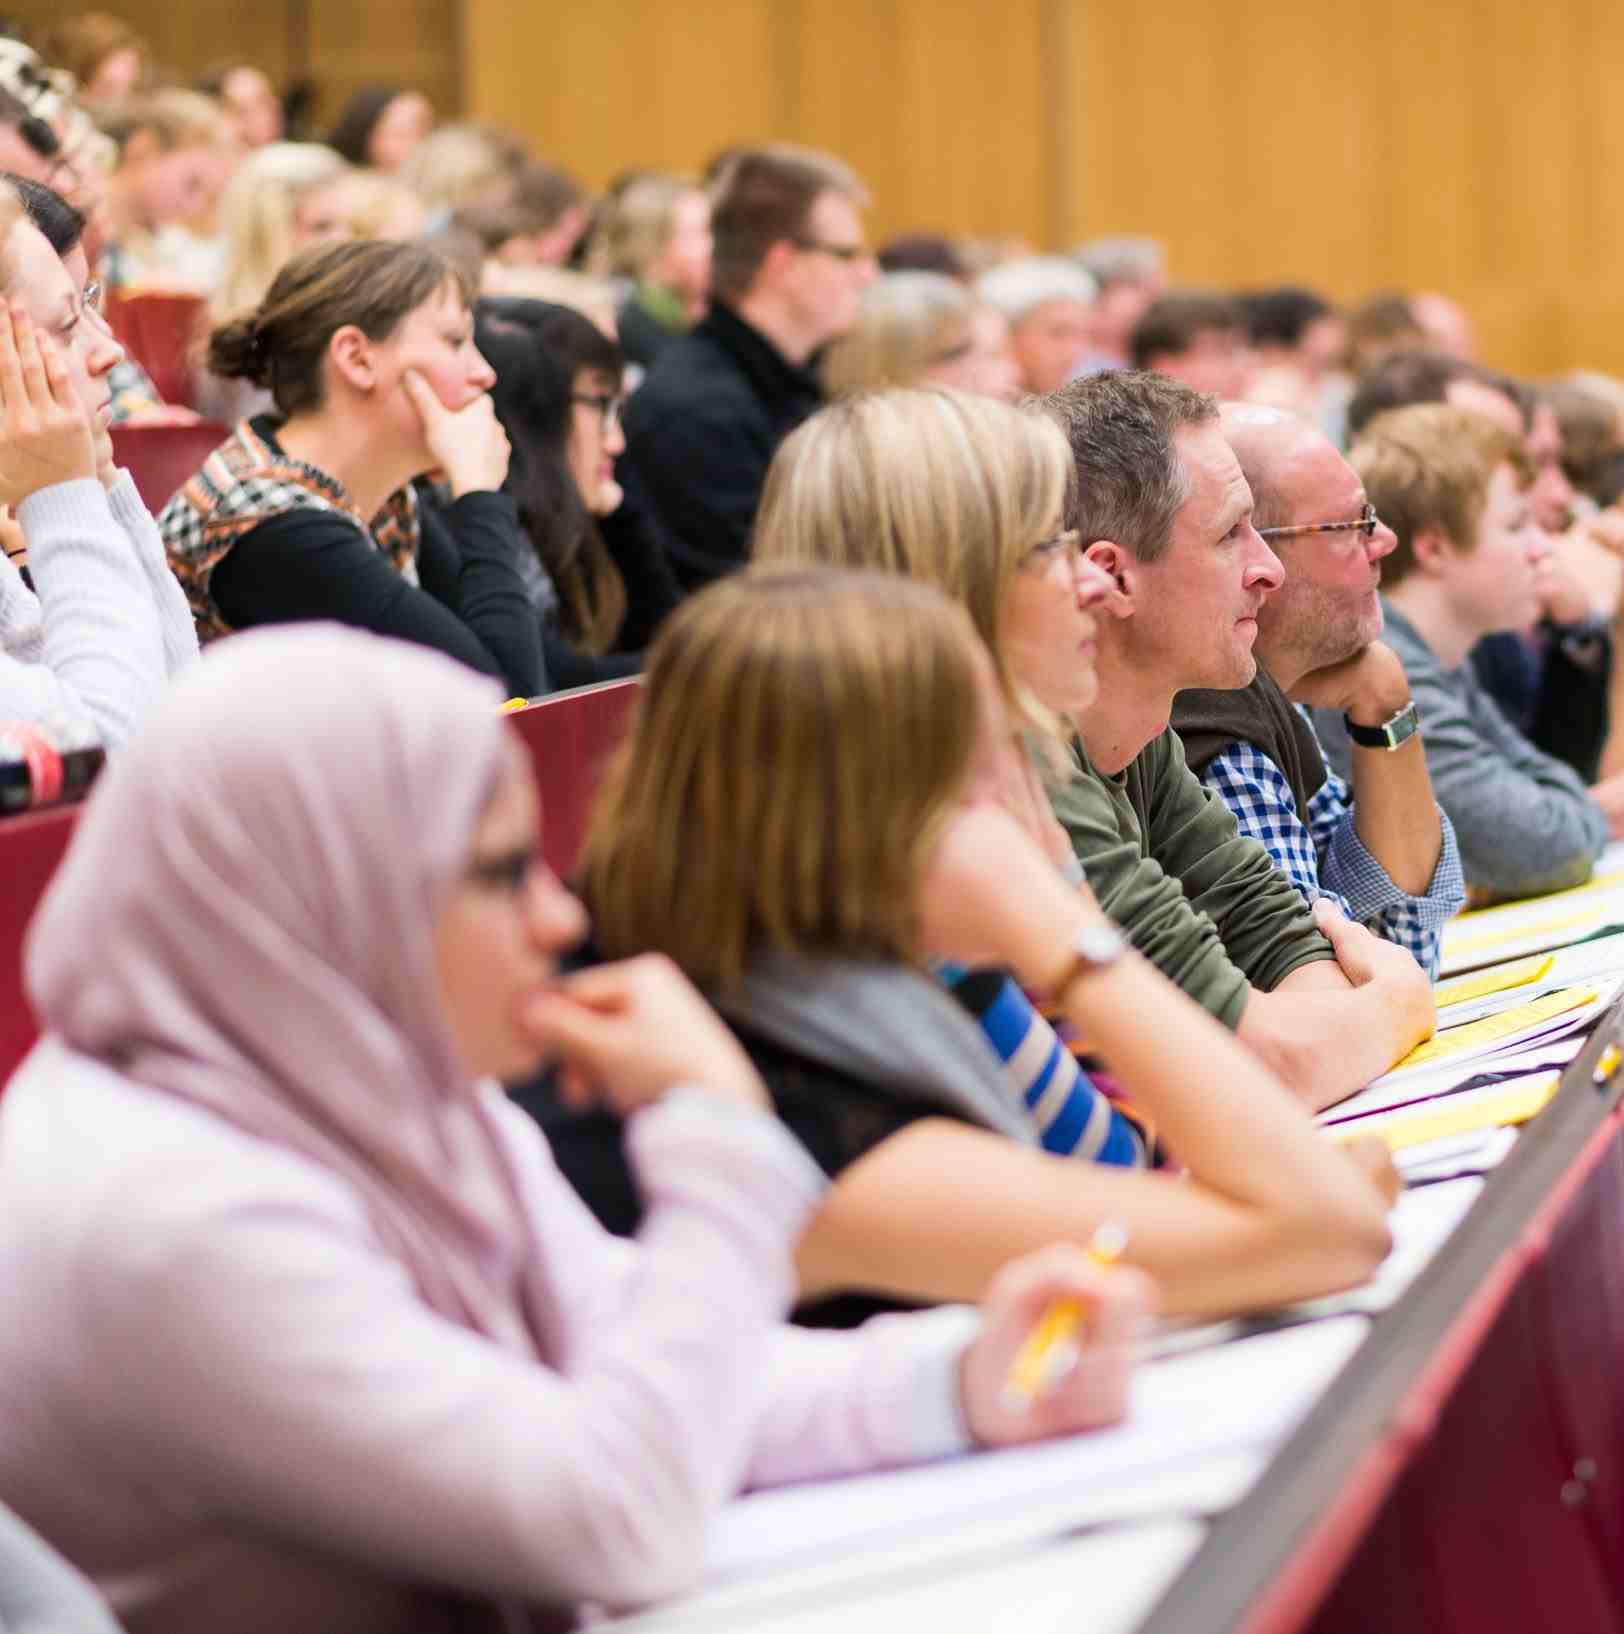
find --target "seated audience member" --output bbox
[1546,375,1624,505]
[524,567,1394,1324]
[157,239,545,696]
[975,256,1096,394]
[1343,291,1427,385]
[1173,405,1465,976]
[1130,290,1254,398]
[1409,289,1476,360]
[1069,235,1165,375]
[0,623,1149,1629]
[822,271,1019,401]
[333,164,425,241]
[1311,405,1620,899]
[192,141,354,423]
[592,170,712,369]
[1237,285,1348,433]
[876,231,968,280]
[0,176,196,746]
[37,11,147,105]
[398,122,526,227]
[1350,352,1622,780]
[97,90,236,293]
[620,144,874,591]
[0,84,109,254]
[479,262,618,332]
[195,61,284,150]
[325,83,433,173]
[477,296,680,686]
[1040,372,1432,1105]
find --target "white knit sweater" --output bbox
[0,472,198,751]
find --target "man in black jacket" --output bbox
[620,145,874,591]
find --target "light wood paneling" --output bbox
[465,0,785,184]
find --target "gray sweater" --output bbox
[1311,601,1608,901]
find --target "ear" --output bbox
[756,237,800,289]
[327,323,376,394]
[1081,539,1138,620]
[1408,524,1456,577]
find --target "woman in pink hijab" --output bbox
[0,623,1146,1634]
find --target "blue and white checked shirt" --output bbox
[1201,728,1465,978]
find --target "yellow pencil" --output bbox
[1001,1221,1128,1413]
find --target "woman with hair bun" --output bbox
[158,237,545,695]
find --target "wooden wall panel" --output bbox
[0,0,458,131]
[465,0,784,185]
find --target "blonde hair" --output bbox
[399,123,520,216]
[210,142,351,323]
[590,170,699,281]
[821,272,974,395]
[581,568,982,993]
[1351,403,1530,586]
[100,89,231,155]
[333,169,425,241]
[754,387,1072,741]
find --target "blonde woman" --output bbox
[822,272,1020,401]
[193,142,353,422]
[97,90,237,292]
[592,171,713,369]
[524,566,1393,1328]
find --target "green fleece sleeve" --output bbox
[1046,733,1335,1029]
[1138,727,1338,992]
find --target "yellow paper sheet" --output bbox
[1392,985,1598,1072]
[1334,1073,1559,1152]
[1434,953,1555,1010]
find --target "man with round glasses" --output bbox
[1175,404,1464,977]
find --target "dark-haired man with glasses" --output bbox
[1175,404,1463,975]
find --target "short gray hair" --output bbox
[1072,235,1165,290]
[976,256,1095,324]
[1040,370,1216,563]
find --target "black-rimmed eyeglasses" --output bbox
[1258,502,1381,543]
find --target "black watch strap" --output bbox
[1344,699,1421,750]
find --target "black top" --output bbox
[1174,665,1330,822]
[536,489,684,691]
[210,426,547,697]
[507,942,935,1329]
[616,296,681,373]
[1471,624,1613,783]
[619,303,824,592]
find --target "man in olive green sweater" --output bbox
[1039,372,1433,1109]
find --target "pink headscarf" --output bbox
[26,624,550,1356]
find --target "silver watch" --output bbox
[1343,698,1421,751]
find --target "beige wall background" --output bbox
[9,0,1622,378]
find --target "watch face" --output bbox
[1077,925,1126,966]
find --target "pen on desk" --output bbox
[1593,1041,1622,1087]
[1001,1221,1129,1414]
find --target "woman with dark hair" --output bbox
[157,238,545,695]
[475,296,681,687]
[326,84,433,173]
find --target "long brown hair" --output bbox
[581,567,983,992]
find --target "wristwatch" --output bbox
[1344,698,1421,751]
[1050,922,1127,1002]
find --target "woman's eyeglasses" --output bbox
[571,391,625,429]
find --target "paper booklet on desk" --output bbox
[1321,1032,1587,1125]
[1433,935,1624,1027]
[1440,879,1624,976]
[1330,1071,1559,1151]
[698,1318,1368,1593]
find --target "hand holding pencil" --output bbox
[958,1233,1154,1449]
